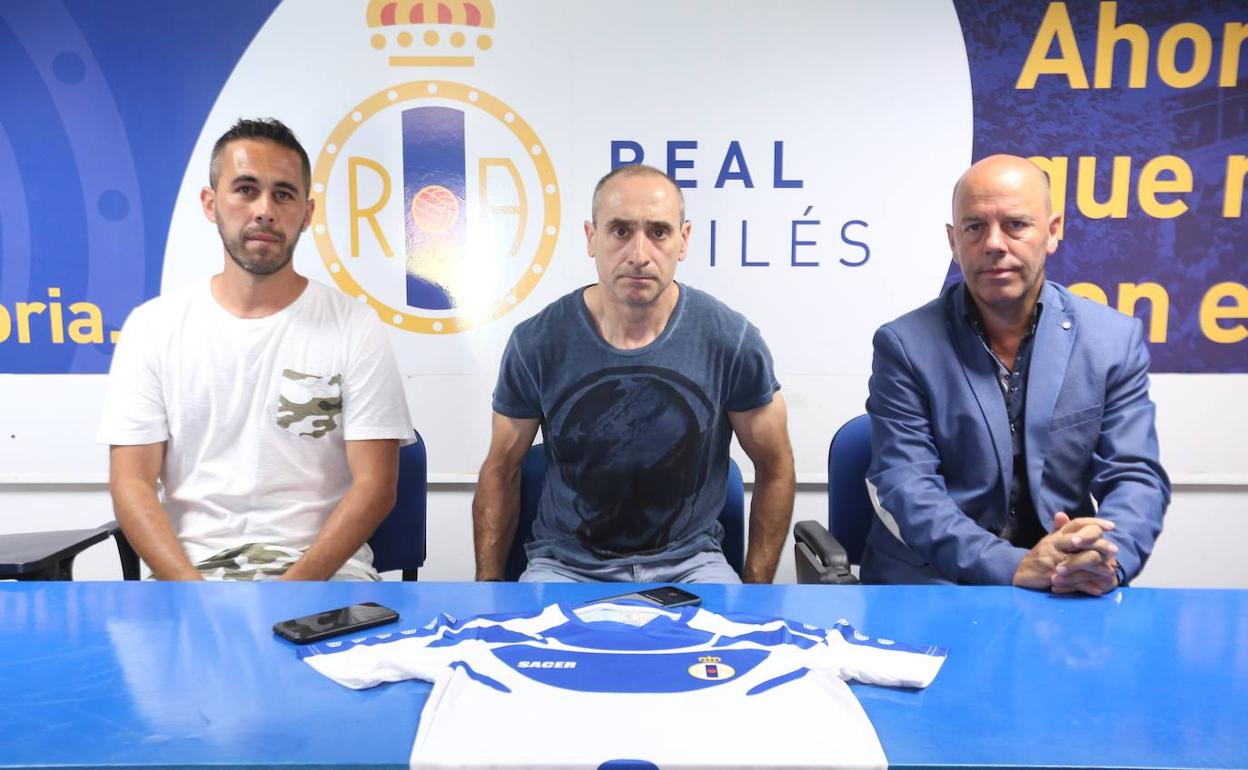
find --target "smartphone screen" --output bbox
[585,585,701,608]
[273,601,399,644]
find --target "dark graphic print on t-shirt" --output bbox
[547,366,716,556]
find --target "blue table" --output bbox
[0,582,1245,769]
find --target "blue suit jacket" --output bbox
[861,281,1170,585]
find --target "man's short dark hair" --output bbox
[208,118,311,195]
[591,164,685,225]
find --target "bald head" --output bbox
[591,164,685,225]
[946,154,1062,319]
[952,154,1052,220]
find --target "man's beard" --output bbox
[219,222,299,276]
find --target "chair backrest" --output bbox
[369,431,427,580]
[827,414,873,565]
[507,444,746,580]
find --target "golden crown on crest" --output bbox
[365,0,496,67]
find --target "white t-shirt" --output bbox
[301,602,947,769]
[97,279,413,566]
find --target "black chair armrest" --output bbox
[0,524,115,580]
[793,520,858,585]
[103,522,142,581]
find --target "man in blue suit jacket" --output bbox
[862,155,1169,595]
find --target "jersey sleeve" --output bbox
[726,320,780,413]
[96,303,169,446]
[685,607,944,688]
[299,613,474,688]
[340,312,414,444]
[299,610,557,689]
[817,619,947,689]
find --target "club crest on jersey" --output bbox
[688,655,736,681]
[311,0,560,335]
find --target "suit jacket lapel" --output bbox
[947,286,1012,515]
[1024,281,1075,525]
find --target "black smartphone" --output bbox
[273,601,399,644]
[586,585,701,608]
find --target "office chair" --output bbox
[1,432,427,581]
[794,413,873,584]
[506,443,746,581]
[367,430,428,581]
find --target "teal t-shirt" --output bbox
[493,284,779,568]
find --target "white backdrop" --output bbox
[161,0,971,478]
[2,0,1244,488]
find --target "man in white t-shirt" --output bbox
[97,118,413,581]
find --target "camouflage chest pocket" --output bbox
[276,369,343,439]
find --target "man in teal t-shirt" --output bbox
[472,165,795,584]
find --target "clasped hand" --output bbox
[1013,512,1120,596]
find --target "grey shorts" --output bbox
[519,549,741,584]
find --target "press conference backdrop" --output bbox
[1,1,1244,482]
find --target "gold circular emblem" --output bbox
[311,81,560,334]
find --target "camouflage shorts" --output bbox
[193,543,380,581]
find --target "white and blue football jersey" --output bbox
[301,602,946,769]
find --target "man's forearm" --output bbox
[472,466,520,580]
[111,479,201,581]
[284,480,394,581]
[741,466,796,583]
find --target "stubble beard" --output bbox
[219,221,299,277]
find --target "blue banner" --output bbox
[0,0,278,373]
[953,0,1246,372]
